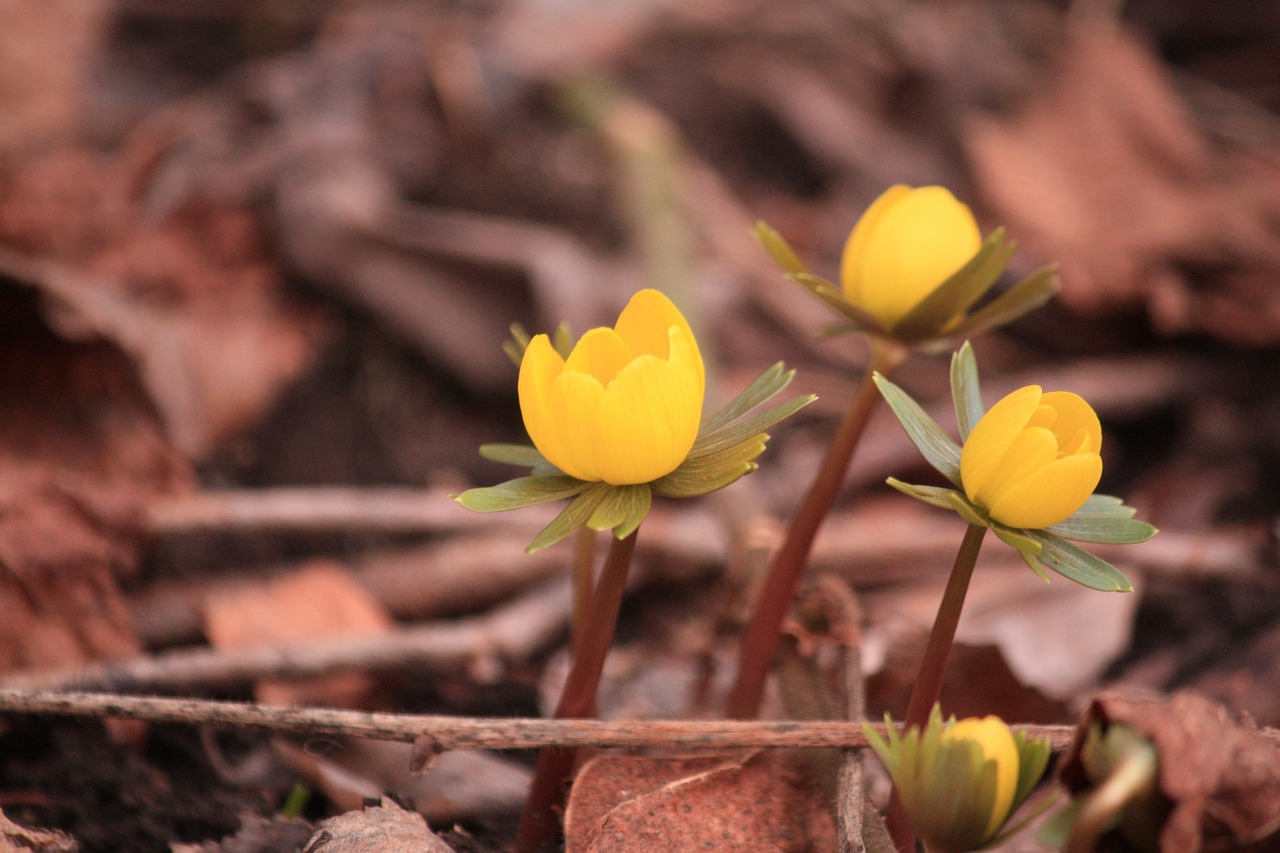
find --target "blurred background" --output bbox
[1,0,1279,849]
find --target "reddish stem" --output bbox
[514,530,638,853]
[886,522,987,852]
[725,341,905,719]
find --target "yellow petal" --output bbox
[971,426,1058,511]
[563,327,634,385]
[614,288,705,396]
[985,452,1103,529]
[840,184,912,306]
[961,386,1042,502]
[547,369,608,481]
[1040,391,1102,455]
[518,335,580,477]
[592,352,702,485]
[841,185,981,329]
[944,717,1019,838]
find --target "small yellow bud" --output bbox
[944,716,1020,839]
[866,707,1049,853]
[518,289,705,485]
[960,385,1103,529]
[840,185,982,330]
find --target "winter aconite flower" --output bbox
[519,289,705,485]
[960,386,1103,529]
[753,186,1056,347]
[840,185,982,331]
[456,290,814,552]
[866,706,1052,853]
[873,342,1154,591]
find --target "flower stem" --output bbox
[571,527,597,655]
[887,521,987,853]
[514,530,639,853]
[725,340,906,720]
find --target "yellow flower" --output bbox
[518,289,705,485]
[840,185,982,330]
[960,385,1103,529]
[944,717,1020,839]
[865,706,1051,853]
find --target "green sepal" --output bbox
[1012,732,1053,809]
[586,484,652,539]
[990,521,1043,557]
[752,221,809,276]
[947,265,1059,340]
[1017,547,1055,583]
[950,341,984,441]
[699,362,792,436]
[885,478,965,511]
[948,491,994,530]
[480,443,550,469]
[1024,530,1134,592]
[893,228,1013,342]
[454,475,587,513]
[503,323,532,367]
[653,436,765,497]
[689,393,815,460]
[1064,494,1138,519]
[1046,515,1158,545]
[526,483,612,552]
[504,320,574,366]
[874,373,962,486]
[788,272,888,333]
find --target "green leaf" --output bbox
[947,265,1058,339]
[991,521,1043,556]
[943,491,993,529]
[753,221,809,276]
[1017,547,1054,583]
[587,484,652,539]
[699,362,793,436]
[504,323,531,366]
[454,475,586,512]
[893,229,1012,341]
[787,272,887,334]
[950,341,984,441]
[551,322,575,359]
[479,443,550,469]
[885,478,965,511]
[526,483,611,552]
[1067,494,1137,519]
[873,374,962,486]
[1024,531,1134,592]
[655,433,768,497]
[688,394,815,459]
[1046,515,1158,544]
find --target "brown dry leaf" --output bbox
[203,561,393,707]
[304,798,455,853]
[171,814,314,853]
[1060,690,1280,853]
[0,808,77,852]
[967,23,1280,344]
[276,739,530,825]
[0,281,190,675]
[0,0,106,150]
[0,142,321,458]
[864,559,1138,708]
[564,750,837,852]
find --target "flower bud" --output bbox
[866,707,1050,853]
[840,185,982,330]
[518,289,705,485]
[960,385,1103,529]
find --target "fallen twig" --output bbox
[5,579,573,692]
[0,689,1079,751]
